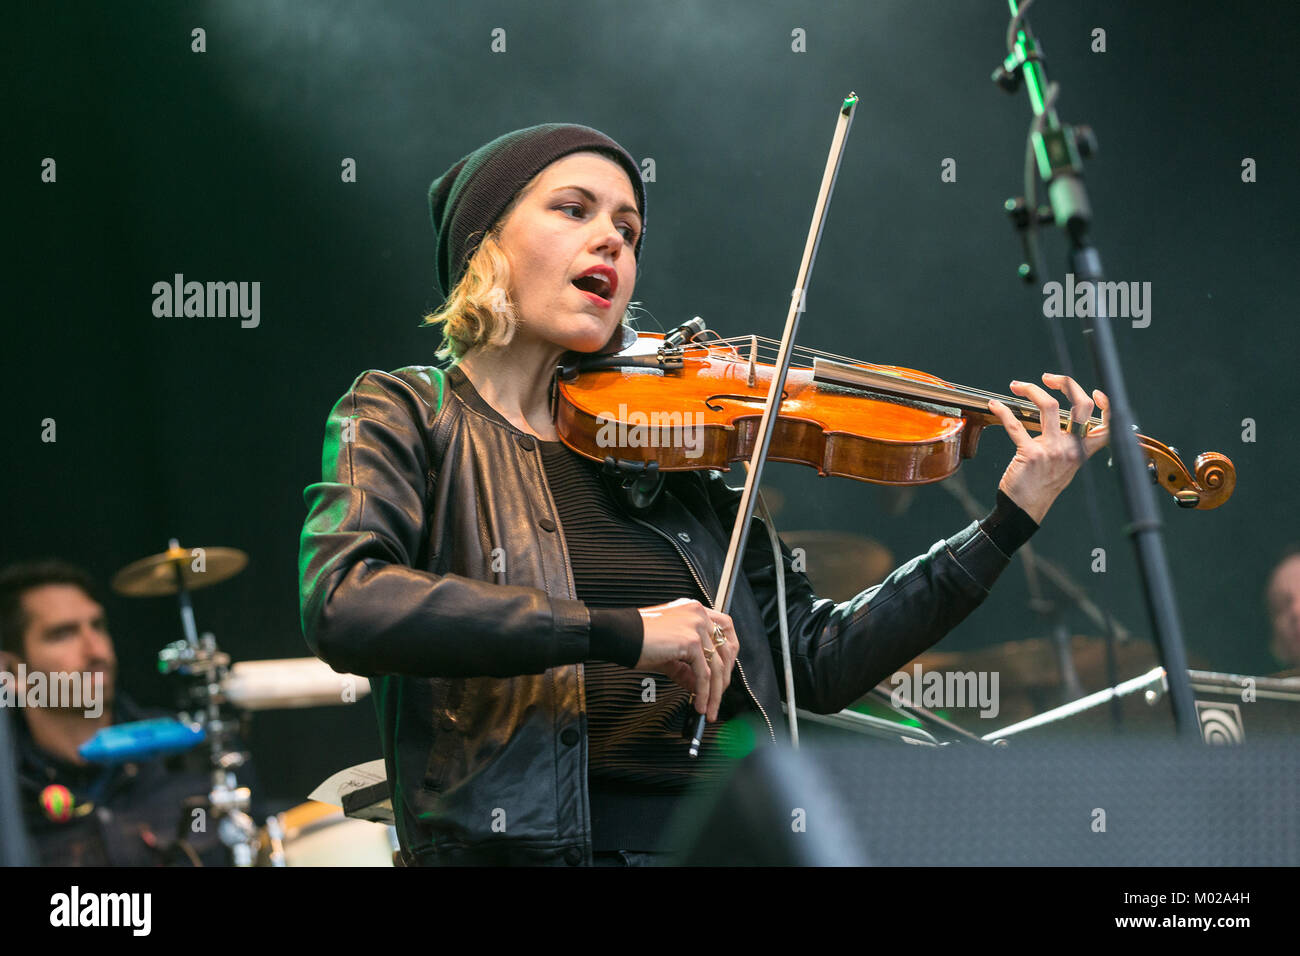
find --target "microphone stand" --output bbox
[993,0,1199,735]
[0,703,33,865]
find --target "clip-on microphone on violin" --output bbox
[663,317,707,349]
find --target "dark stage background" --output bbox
[7,1,1298,802]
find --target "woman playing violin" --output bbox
[297,123,1111,867]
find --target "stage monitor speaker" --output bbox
[669,737,1299,866]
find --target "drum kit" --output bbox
[100,540,394,867]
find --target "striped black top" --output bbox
[538,439,737,851]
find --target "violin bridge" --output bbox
[748,335,757,388]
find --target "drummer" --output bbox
[0,559,226,866]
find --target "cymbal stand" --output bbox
[156,539,264,866]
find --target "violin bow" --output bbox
[689,92,860,757]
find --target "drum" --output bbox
[261,801,396,867]
[223,658,371,711]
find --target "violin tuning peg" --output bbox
[1175,491,1200,509]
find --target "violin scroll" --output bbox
[1136,437,1236,511]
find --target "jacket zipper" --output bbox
[629,515,778,745]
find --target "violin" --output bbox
[555,330,1236,511]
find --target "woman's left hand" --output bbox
[986,373,1112,524]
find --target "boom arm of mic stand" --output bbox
[867,687,1001,748]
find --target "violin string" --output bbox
[710,335,873,370]
[697,335,1103,428]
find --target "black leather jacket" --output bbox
[298,363,1015,865]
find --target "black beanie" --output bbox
[427,123,646,300]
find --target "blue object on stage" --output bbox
[78,718,206,764]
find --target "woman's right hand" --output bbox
[635,598,739,723]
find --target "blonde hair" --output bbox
[422,224,640,365]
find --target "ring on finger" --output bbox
[1068,419,1089,439]
[711,624,727,648]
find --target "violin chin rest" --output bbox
[557,323,637,373]
[595,322,638,355]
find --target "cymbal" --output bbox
[111,545,248,597]
[899,637,1218,732]
[914,636,1163,690]
[778,531,894,602]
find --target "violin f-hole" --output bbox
[705,391,789,412]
